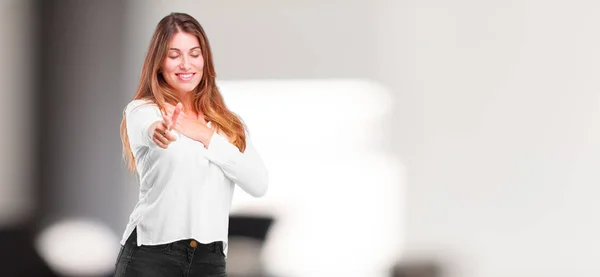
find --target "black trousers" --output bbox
[114,229,227,277]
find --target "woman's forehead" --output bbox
[168,32,200,51]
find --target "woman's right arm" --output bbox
[125,100,180,149]
[124,101,163,148]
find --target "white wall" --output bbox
[124,1,600,276]
[400,1,600,276]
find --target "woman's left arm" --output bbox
[166,104,269,197]
[205,132,269,197]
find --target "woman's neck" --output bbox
[176,91,205,121]
[176,92,195,113]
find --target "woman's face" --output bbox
[161,31,204,95]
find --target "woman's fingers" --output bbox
[164,131,177,142]
[153,136,168,149]
[154,102,183,148]
[170,103,182,128]
[152,121,176,148]
[162,115,171,128]
[154,128,170,143]
[152,125,169,148]
[164,102,182,123]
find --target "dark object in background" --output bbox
[391,260,443,277]
[228,215,274,277]
[0,225,58,277]
[229,215,273,240]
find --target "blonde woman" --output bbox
[115,12,268,277]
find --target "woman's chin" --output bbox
[174,85,200,95]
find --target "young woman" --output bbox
[115,12,269,277]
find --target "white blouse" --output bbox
[120,99,269,256]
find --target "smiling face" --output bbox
[161,31,204,96]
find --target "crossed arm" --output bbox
[125,100,269,197]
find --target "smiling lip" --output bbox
[176,73,195,81]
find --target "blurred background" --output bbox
[2,0,600,276]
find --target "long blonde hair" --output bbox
[120,12,246,172]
